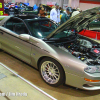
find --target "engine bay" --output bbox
[51,37,100,65]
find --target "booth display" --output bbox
[4,2,33,15]
[79,18,100,40]
[0,0,4,15]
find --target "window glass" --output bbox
[28,20,57,38]
[5,18,29,35]
[5,18,13,30]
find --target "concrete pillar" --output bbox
[36,0,41,6]
[68,0,72,7]
[61,0,64,8]
[69,0,79,8]
[12,0,15,3]
[25,0,28,3]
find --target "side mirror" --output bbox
[19,34,30,41]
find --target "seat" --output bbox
[13,24,26,35]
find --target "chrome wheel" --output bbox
[39,58,65,86]
[41,61,60,84]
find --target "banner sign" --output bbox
[0,0,4,16]
[80,0,100,4]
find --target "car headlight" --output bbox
[84,66,100,73]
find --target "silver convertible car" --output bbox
[0,7,100,90]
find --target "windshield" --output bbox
[28,20,58,38]
[52,29,75,39]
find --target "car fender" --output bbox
[29,36,87,77]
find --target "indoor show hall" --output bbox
[0,0,100,100]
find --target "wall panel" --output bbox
[80,3,100,11]
[31,0,64,7]
[71,0,79,8]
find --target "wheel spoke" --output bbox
[41,61,60,84]
[55,72,59,76]
[53,75,57,80]
[54,67,59,71]
[52,64,55,69]
[48,63,51,68]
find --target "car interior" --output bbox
[5,18,29,35]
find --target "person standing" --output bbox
[71,8,80,17]
[60,7,72,25]
[50,3,60,24]
[37,4,43,15]
[39,6,47,17]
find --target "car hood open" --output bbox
[46,7,100,39]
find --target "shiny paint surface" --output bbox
[0,7,100,90]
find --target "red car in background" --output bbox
[79,18,100,40]
[79,29,100,40]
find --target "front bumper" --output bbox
[65,71,100,90]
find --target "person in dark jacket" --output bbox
[39,6,47,17]
[37,4,43,15]
[61,7,72,25]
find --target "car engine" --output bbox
[52,38,100,65]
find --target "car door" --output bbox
[0,18,31,64]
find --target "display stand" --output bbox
[0,0,4,16]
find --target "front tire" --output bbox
[39,57,65,87]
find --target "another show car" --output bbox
[0,7,100,90]
[21,4,51,15]
[19,6,34,14]
[21,4,64,19]
[79,16,100,40]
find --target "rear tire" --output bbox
[39,57,65,87]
